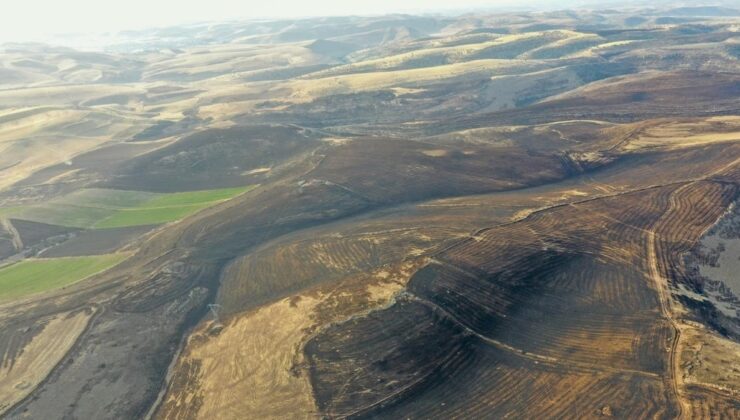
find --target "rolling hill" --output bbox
[0,5,739,420]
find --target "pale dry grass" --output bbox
[518,32,603,59]
[320,137,352,145]
[158,260,420,420]
[285,59,547,101]
[421,149,448,157]
[620,116,740,151]
[569,40,637,58]
[0,310,92,415]
[0,108,150,190]
[173,296,321,420]
[680,323,740,396]
[0,84,145,108]
[0,109,82,143]
[143,44,321,81]
[241,167,271,175]
[311,31,583,77]
[479,66,583,112]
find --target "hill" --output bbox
[0,6,739,419]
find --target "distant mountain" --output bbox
[663,6,740,17]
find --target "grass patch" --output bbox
[18,204,113,228]
[94,186,254,228]
[142,186,251,207]
[0,207,25,218]
[55,188,157,209]
[0,254,127,301]
[94,203,212,228]
[9,186,256,229]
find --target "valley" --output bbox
[0,5,739,419]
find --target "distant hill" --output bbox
[663,6,740,17]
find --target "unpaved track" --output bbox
[646,179,729,419]
[1,305,101,417]
[409,293,660,379]
[647,229,689,419]
[652,166,740,419]
[337,288,664,419]
[0,218,23,252]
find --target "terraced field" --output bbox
[0,5,739,420]
[300,180,736,418]
[218,224,460,314]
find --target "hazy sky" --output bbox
[0,0,565,42]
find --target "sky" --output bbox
[1,0,714,43]
[0,0,569,43]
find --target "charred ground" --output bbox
[0,5,739,420]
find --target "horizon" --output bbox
[0,0,728,45]
[0,3,739,419]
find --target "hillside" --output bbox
[0,6,739,419]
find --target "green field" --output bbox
[93,204,208,228]
[141,187,252,207]
[93,186,254,228]
[1,186,255,229]
[0,254,128,301]
[56,188,158,208]
[0,207,24,218]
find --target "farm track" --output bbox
[2,304,102,417]
[48,154,735,419]
[406,291,660,379]
[647,228,687,418]
[646,168,740,419]
[304,161,739,418]
[2,16,740,419]
[432,157,740,260]
[0,219,23,252]
[433,179,691,257]
[310,200,625,414]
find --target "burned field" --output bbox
[302,180,737,418]
[1,6,740,420]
